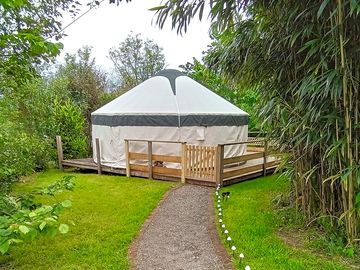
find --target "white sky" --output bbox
[59,0,212,70]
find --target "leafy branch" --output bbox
[0,175,75,254]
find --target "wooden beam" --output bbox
[129,152,181,163]
[223,164,264,179]
[148,141,153,179]
[263,140,268,176]
[215,145,224,187]
[124,139,183,144]
[56,135,63,170]
[125,140,130,177]
[152,154,181,163]
[247,146,265,152]
[152,166,181,176]
[95,138,101,174]
[266,160,281,168]
[129,152,147,160]
[181,142,186,184]
[130,164,149,172]
[223,152,263,165]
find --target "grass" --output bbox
[216,175,351,270]
[0,169,175,270]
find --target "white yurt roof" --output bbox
[92,69,248,127]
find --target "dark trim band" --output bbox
[91,114,248,127]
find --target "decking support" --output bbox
[181,142,186,183]
[263,140,268,176]
[95,138,102,175]
[56,135,63,170]
[148,141,153,179]
[215,145,224,187]
[125,140,130,177]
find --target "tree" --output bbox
[54,46,109,129]
[0,0,80,90]
[152,0,360,244]
[109,32,166,89]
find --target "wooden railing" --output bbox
[125,139,187,183]
[124,138,280,186]
[216,139,280,186]
[57,135,280,187]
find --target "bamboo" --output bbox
[337,0,356,241]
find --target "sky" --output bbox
[59,0,213,71]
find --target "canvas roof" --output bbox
[91,69,248,127]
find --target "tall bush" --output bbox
[0,122,50,191]
[51,98,88,160]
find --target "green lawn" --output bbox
[0,169,175,270]
[216,175,350,270]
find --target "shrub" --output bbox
[51,98,88,160]
[0,121,51,191]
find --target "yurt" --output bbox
[91,69,248,168]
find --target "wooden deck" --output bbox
[57,136,280,187]
[61,153,280,187]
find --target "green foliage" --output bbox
[51,98,88,159]
[55,46,109,125]
[0,175,75,254]
[151,0,244,34]
[0,0,80,92]
[109,32,166,90]
[0,0,78,62]
[0,170,174,269]
[0,0,86,188]
[0,77,54,136]
[181,58,261,131]
[0,122,50,189]
[0,77,87,186]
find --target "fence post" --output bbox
[125,140,130,177]
[56,135,63,170]
[95,138,102,175]
[216,145,224,187]
[263,140,268,176]
[148,141,153,179]
[181,142,186,184]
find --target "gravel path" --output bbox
[131,185,233,270]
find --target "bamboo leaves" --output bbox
[318,0,330,18]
